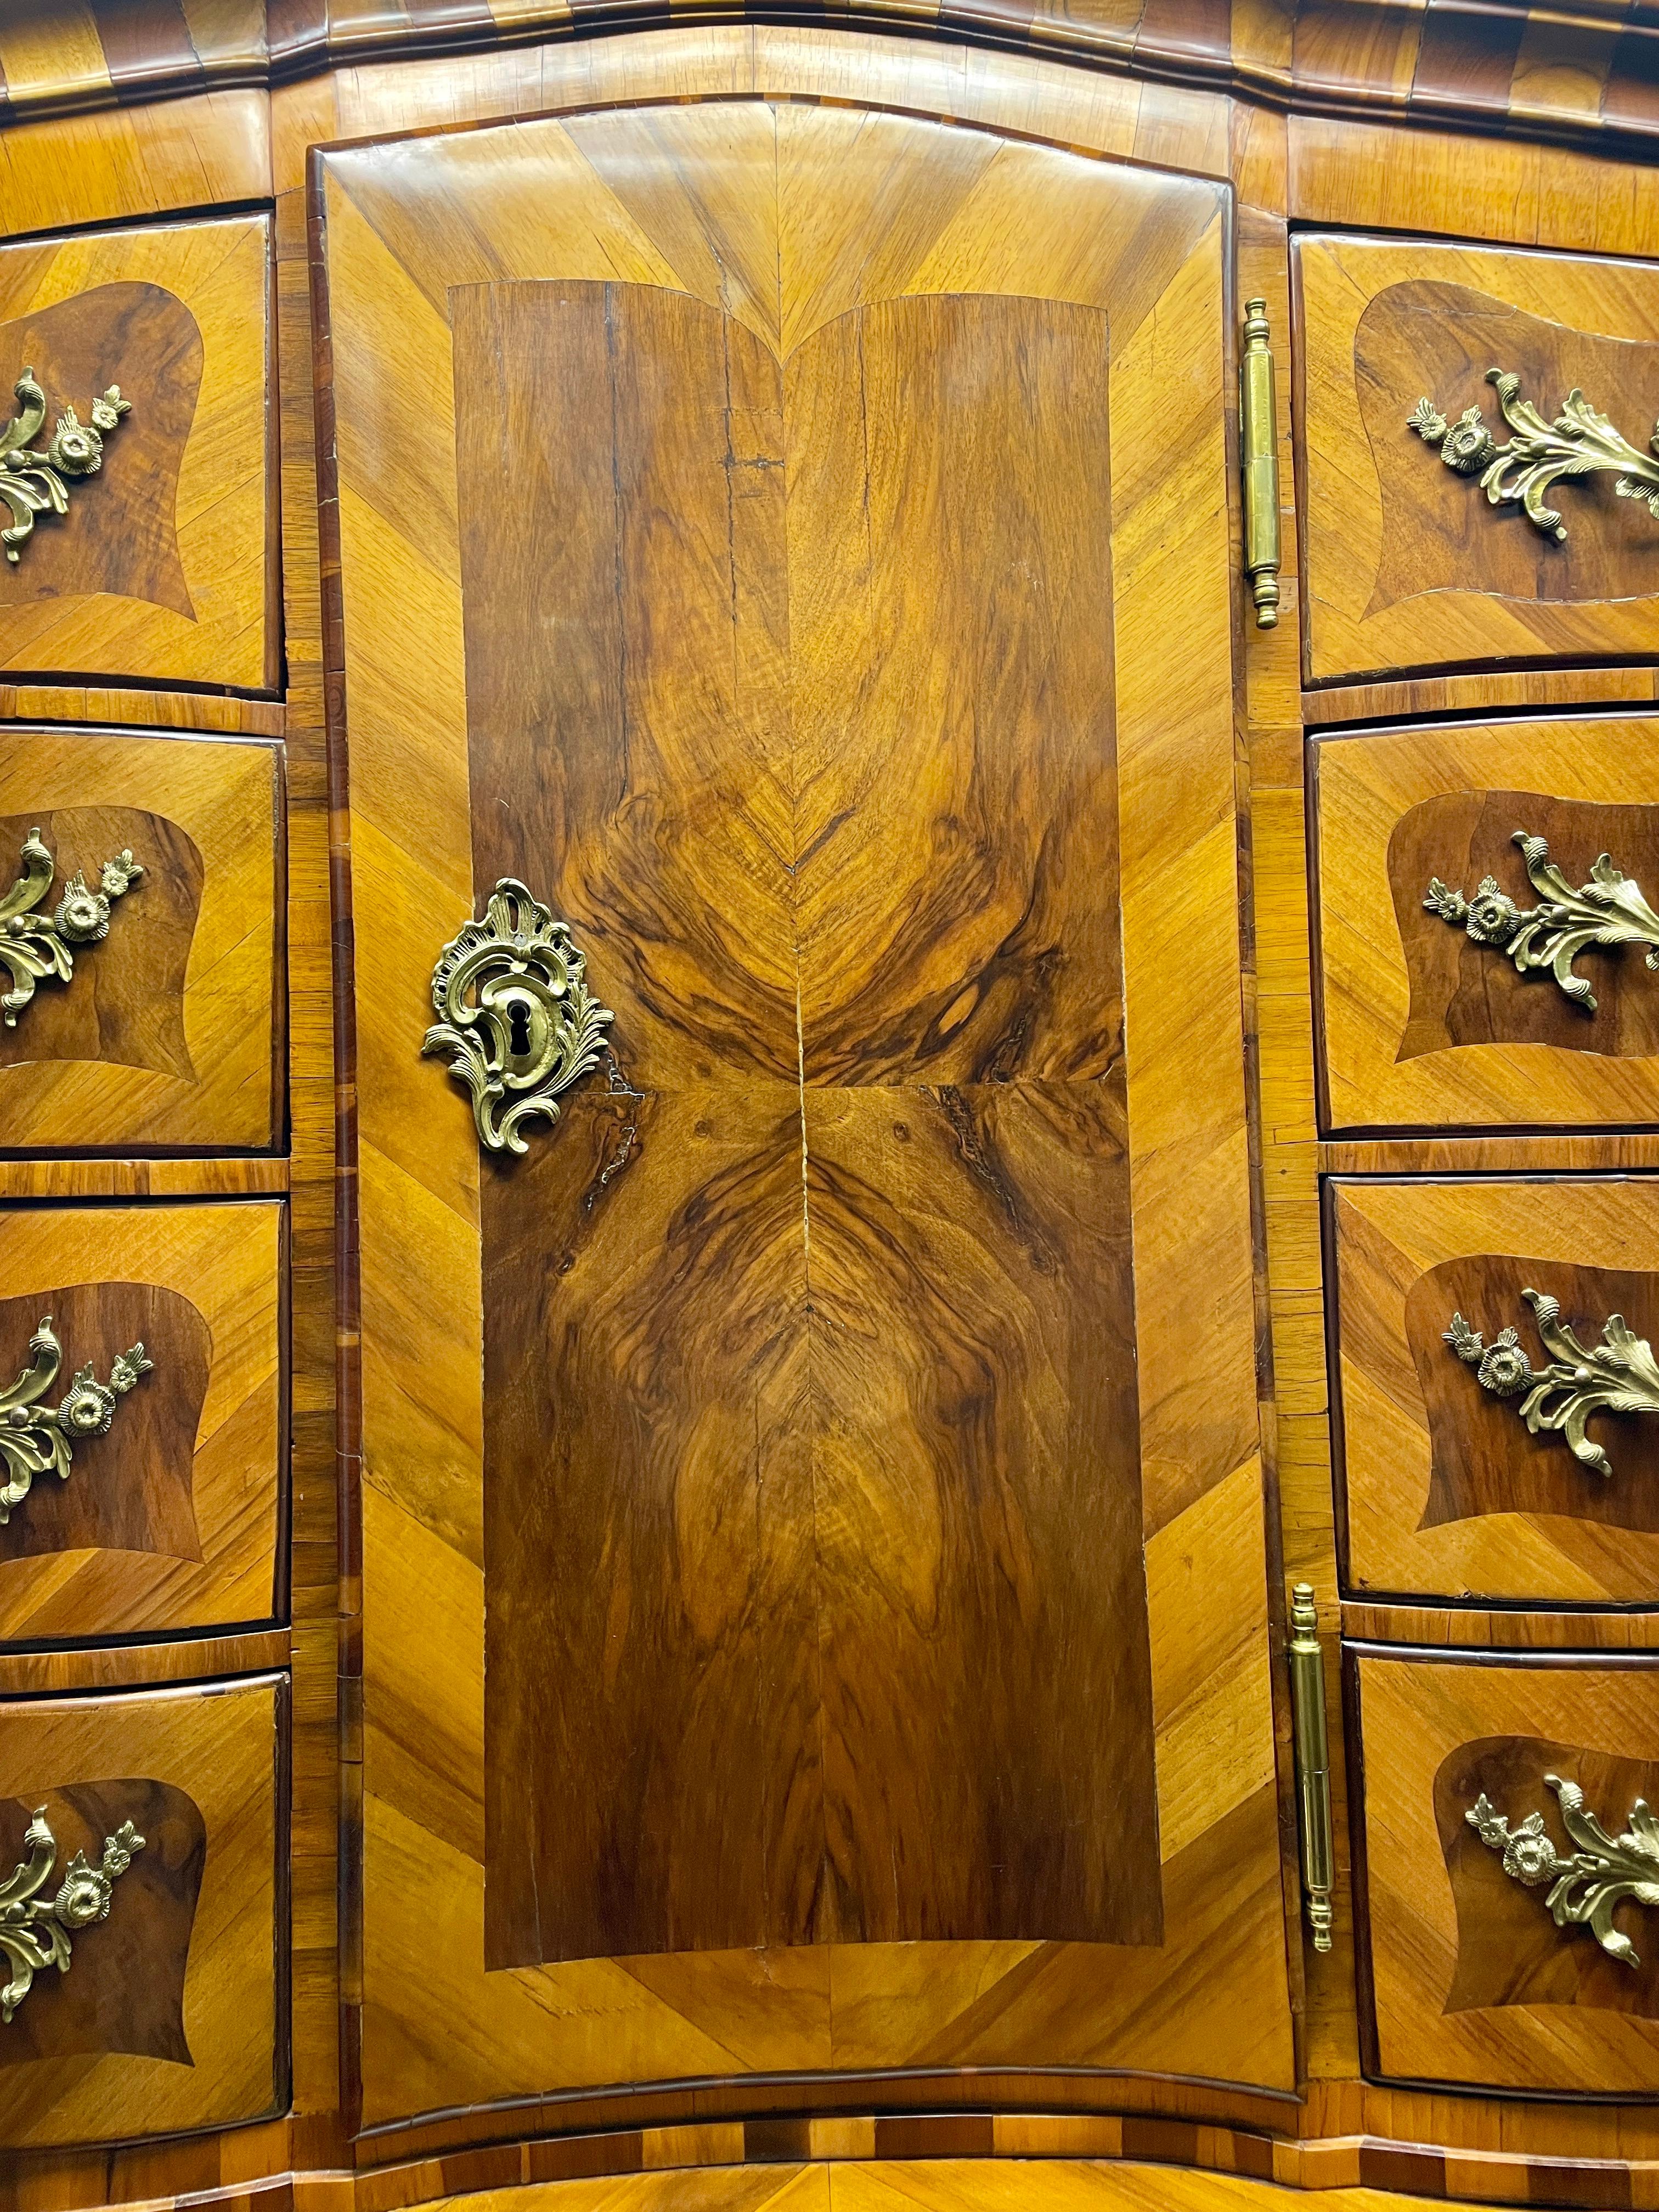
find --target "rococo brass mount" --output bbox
[424,878,614,1156]
[1444,1290,1659,1479]
[1408,368,1659,543]
[1425,830,1659,1013]
[0,368,130,563]
[0,1315,153,1525]
[1,826,143,1029]
[0,1807,144,2022]
[1467,1776,1659,1968]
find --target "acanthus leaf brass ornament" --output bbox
[0,1315,153,1525]
[1286,1583,1334,1954]
[1408,368,1659,543]
[1444,1289,1659,1479]
[0,1807,144,2022]
[423,878,614,1156]
[1467,1775,1659,1968]
[0,826,143,1029]
[1424,828,1659,1013]
[1239,298,1281,630]
[0,369,131,563]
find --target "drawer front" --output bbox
[0,730,283,1150]
[1330,1176,1659,1606]
[1295,232,1659,686]
[1313,718,1659,1132]
[0,213,273,694]
[0,1671,285,2147]
[1349,1645,1659,2096]
[0,1202,284,1643]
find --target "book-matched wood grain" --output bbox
[0,1671,286,2147]
[1350,1647,1659,2095]
[0,215,275,693]
[0,731,283,1150]
[1295,233,1659,685]
[0,1202,284,1641]
[320,95,1290,2127]
[1312,719,1659,1132]
[1331,1179,1659,1606]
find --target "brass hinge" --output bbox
[1286,1582,1334,1953]
[1240,298,1280,630]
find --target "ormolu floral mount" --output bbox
[1408,369,1659,543]
[1444,1291,1659,1479]
[0,1807,144,2022]
[0,367,130,563]
[423,878,615,1156]
[0,1315,152,1525]
[1425,829,1659,1013]
[1467,1776,1659,1969]
[0,825,143,1029]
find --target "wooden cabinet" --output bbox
[1295,233,1659,687]
[1348,1644,1659,2097]
[0,215,275,695]
[1329,1176,1659,1605]
[319,94,1291,2125]
[0,1201,285,1643]
[0,1671,286,2148]
[1312,717,1659,1132]
[0,730,284,1151]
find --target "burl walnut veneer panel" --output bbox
[0,1670,286,2147]
[0,213,274,693]
[460,281,1154,1963]
[0,729,283,1150]
[1295,233,1659,685]
[1350,1646,1659,2096]
[1330,1177,1659,1605]
[320,97,1289,2124]
[0,1201,284,1641]
[1313,718,1659,1132]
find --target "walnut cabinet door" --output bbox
[316,97,1291,2129]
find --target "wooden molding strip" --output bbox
[16,2125,1659,2211]
[5,1,1659,157]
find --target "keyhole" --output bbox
[507,1000,533,1059]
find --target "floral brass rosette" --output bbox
[1467,1775,1659,1968]
[1408,368,1659,543]
[0,826,143,1030]
[1424,829,1659,1014]
[0,1808,144,2022]
[1444,1290,1659,1480]
[0,369,130,562]
[0,1313,153,1525]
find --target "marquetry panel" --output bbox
[1296,233,1659,685]
[0,729,283,1150]
[0,1201,284,1643]
[0,213,273,692]
[1350,1645,1659,2096]
[1312,716,1659,1132]
[1330,1177,1659,1605]
[0,1670,285,2147]
[321,95,1289,2127]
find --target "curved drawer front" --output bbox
[1296,232,1659,687]
[0,1670,286,2148]
[1349,1644,1659,2097]
[0,728,283,1150]
[1313,716,1659,1132]
[0,1201,284,1643]
[1330,1175,1659,1607]
[0,212,274,695]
